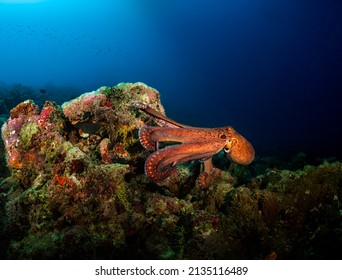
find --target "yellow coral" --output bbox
[115,181,130,211]
[115,124,138,149]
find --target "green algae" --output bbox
[44,141,73,165]
[26,187,54,232]
[65,146,90,162]
[115,181,130,211]
[19,122,39,149]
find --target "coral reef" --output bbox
[0,115,10,179]
[0,82,341,259]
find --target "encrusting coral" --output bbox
[0,82,341,259]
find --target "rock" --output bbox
[0,82,341,260]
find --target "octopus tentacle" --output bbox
[145,141,226,182]
[197,157,213,188]
[135,102,255,186]
[134,102,187,128]
[145,149,174,181]
[138,126,157,151]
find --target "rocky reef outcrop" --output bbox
[0,82,341,259]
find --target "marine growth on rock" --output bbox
[0,82,341,260]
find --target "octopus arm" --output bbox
[139,126,227,151]
[144,141,225,181]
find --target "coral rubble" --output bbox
[0,82,341,259]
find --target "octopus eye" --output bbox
[220,134,227,140]
[224,147,230,153]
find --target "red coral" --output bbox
[62,92,109,123]
[38,106,53,128]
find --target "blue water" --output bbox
[0,0,341,159]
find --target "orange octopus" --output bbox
[135,102,255,187]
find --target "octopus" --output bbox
[135,102,255,188]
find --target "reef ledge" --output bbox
[0,82,341,260]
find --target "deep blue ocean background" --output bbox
[0,0,341,160]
